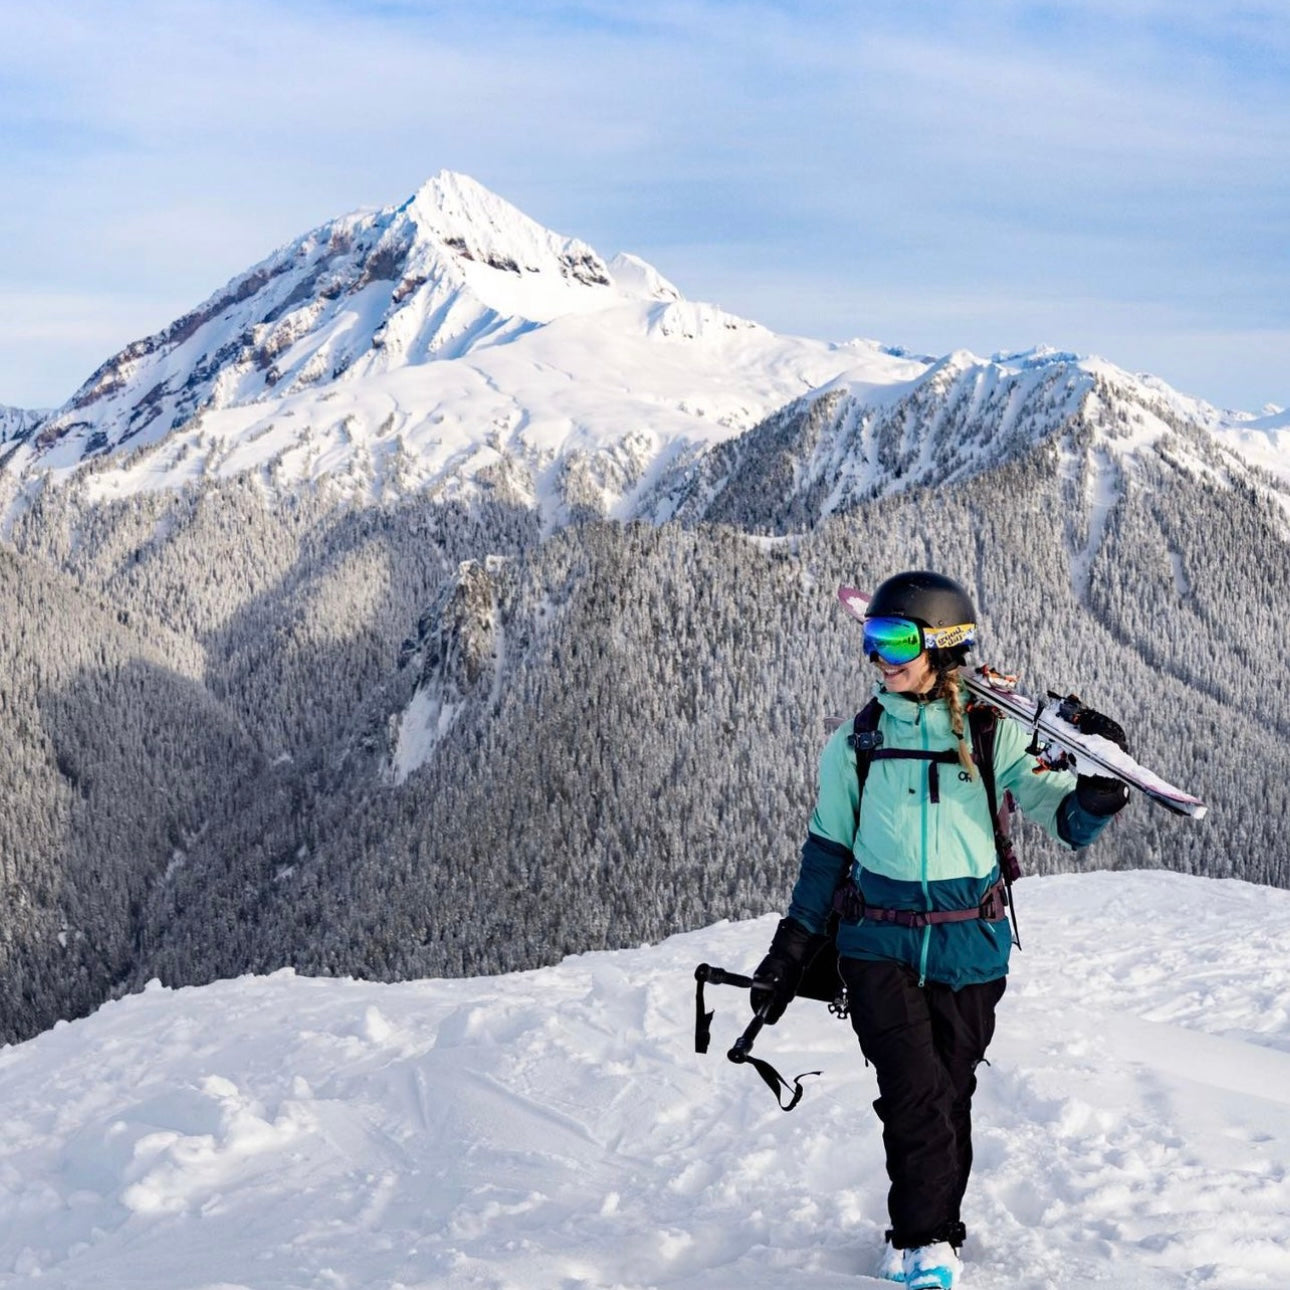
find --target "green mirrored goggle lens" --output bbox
[862,616,924,665]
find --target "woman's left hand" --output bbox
[1063,697,1131,814]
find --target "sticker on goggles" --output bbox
[862,616,924,666]
[923,622,976,650]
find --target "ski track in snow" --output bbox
[0,871,1287,1289]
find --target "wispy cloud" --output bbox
[0,0,1286,409]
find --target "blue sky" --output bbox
[2,0,1287,412]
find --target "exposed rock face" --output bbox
[407,559,501,693]
[0,404,50,455]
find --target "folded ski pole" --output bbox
[695,963,753,991]
[694,963,820,1112]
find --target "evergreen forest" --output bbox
[0,375,1285,1044]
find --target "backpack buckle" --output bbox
[979,881,1008,922]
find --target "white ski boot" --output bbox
[903,1240,962,1289]
[875,1239,906,1282]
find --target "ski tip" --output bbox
[838,585,869,621]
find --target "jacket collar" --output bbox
[872,681,962,733]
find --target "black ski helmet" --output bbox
[866,571,977,651]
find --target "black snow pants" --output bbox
[839,957,1006,1251]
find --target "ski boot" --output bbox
[874,1239,906,1282]
[903,1240,962,1289]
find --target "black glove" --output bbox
[1061,696,1130,816]
[750,918,826,1024]
[1065,700,1128,752]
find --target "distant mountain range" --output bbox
[1,173,1287,1047]
[4,171,1283,527]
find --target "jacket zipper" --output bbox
[917,705,931,987]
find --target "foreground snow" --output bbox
[1,870,1288,1290]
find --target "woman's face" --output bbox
[873,649,935,695]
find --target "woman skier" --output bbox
[751,571,1129,1289]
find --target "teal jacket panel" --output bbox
[787,683,1081,988]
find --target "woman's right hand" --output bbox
[751,918,825,1023]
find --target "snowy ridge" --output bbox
[653,343,1286,535]
[1211,404,1290,488]
[33,296,878,526]
[0,870,1287,1290]
[654,348,1091,526]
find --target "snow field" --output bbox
[0,870,1287,1289]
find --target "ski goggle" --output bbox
[862,616,976,665]
[862,617,924,665]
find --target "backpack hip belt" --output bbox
[838,877,1009,929]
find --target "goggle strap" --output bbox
[922,623,975,650]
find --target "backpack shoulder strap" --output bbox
[847,697,885,806]
[969,704,1012,865]
[968,702,1025,946]
[968,703,999,812]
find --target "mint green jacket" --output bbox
[787,684,1091,987]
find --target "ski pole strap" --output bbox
[728,1008,819,1112]
[731,1049,821,1113]
[861,879,1008,929]
[695,974,713,1054]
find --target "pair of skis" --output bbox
[838,586,1207,819]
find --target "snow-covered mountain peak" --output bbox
[394,170,627,298]
[992,344,1088,370]
[933,346,989,372]
[0,404,49,450]
[1,176,886,524]
[401,169,554,250]
[402,168,528,232]
[921,347,992,390]
[607,251,681,301]
[4,174,710,485]
[6,174,1283,530]
[1251,407,1290,430]
[1210,403,1290,486]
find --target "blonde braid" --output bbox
[937,666,975,778]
